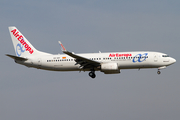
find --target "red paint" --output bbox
[109,53,132,57]
[11,29,34,54]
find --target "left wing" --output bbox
[58,41,101,69]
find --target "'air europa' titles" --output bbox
[109,53,132,57]
[11,29,34,54]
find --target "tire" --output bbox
[89,72,96,78]
[157,71,161,75]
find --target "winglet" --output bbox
[58,41,67,51]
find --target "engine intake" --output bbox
[101,63,120,74]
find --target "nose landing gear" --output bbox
[157,70,161,75]
[89,71,96,78]
[157,66,167,75]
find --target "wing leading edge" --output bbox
[58,41,101,69]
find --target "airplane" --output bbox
[6,26,176,78]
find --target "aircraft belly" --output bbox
[117,61,154,69]
[53,63,79,71]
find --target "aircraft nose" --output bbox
[171,58,176,64]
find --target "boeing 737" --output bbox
[6,26,176,78]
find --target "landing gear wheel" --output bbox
[89,72,96,78]
[157,71,161,75]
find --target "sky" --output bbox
[1,0,180,120]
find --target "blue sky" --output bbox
[1,0,180,120]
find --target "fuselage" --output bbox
[7,26,176,78]
[16,51,176,71]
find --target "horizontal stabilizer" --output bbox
[6,54,28,61]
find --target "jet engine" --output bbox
[101,63,120,74]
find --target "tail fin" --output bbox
[8,26,50,57]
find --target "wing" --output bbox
[58,41,101,69]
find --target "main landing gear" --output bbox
[89,71,96,78]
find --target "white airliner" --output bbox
[6,26,176,78]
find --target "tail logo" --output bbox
[11,29,34,54]
[16,43,25,56]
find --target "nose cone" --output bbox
[171,58,176,64]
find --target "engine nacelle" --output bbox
[101,63,120,74]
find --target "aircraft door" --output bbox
[37,58,42,66]
[154,54,158,62]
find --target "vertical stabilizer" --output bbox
[8,26,50,57]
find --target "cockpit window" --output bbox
[162,55,169,57]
